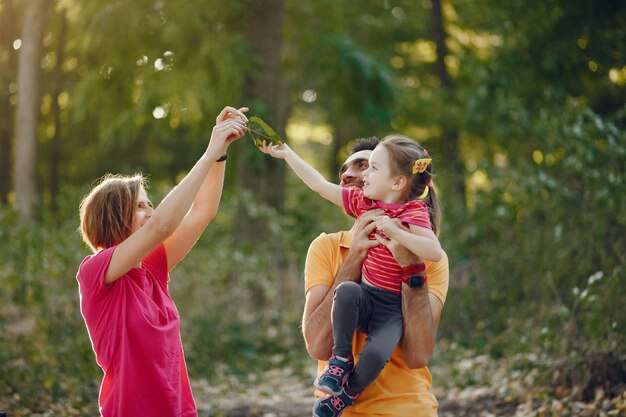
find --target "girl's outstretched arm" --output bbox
[260,141,343,207]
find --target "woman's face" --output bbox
[131,187,153,233]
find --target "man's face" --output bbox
[339,149,373,189]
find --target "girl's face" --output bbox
[131,187,153,233]
[363,146,397,202]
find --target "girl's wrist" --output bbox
[283,147,294,161]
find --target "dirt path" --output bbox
[192,365,626,417]
[191,367,499,417]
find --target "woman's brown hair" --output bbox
[79,173,146,252]
[380,135,441,235]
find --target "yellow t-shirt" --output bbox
[304,228,449,417]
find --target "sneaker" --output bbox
[314,355,354,396]
[312,388,359,417]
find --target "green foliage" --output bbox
[441,99,626,363]
[2,0,626,411]
[0,196,100,413]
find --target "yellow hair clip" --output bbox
[412,158,432,174]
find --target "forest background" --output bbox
[1,0,625,415]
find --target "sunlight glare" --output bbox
[608,67,626,86]
[286,121,332,145]
[302,89,317,103]
[153,106,167,119]
[391,7,405,19]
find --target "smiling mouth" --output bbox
[342,180,364,189]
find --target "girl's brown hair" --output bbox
[79,173,146,252]
[380,135,441,235]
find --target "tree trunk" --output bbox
[13,0,49,221]
[235,0,288,308]
[431,0,466,207]
[236,0,287,242]
[0,0,18,204]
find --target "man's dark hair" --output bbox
[350,136,379,154]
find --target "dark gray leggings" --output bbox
[331,281,403,395]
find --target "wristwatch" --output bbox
[401,263,427,288]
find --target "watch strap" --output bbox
[401,263,427,287]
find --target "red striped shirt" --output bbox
[343,188,431,293]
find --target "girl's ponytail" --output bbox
[424,182,441,236]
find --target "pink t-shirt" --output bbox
[343,188,432,293]
[76,244,197,417]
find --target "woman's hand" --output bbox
[207,106,248,158]
[216,106,249,124]
[259,140,290,159]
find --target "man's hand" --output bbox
[352,209,383,257]
[373,217,422,267]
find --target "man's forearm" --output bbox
[303,248,365,360]
[401,285,438,368]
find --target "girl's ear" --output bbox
[391,175,408,191]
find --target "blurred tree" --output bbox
[431,0,465,207]
[231,0,288,309]
[235,0,288,249]
[0,0,19,204]
[13,0,50,222]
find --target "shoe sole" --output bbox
[312,397,344,417]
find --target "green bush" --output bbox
[440,99,626,386]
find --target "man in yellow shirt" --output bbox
[303,137,449,417]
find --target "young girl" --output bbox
[260,134,442,417]
[76,106,247,417]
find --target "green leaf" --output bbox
[247,116,284,147]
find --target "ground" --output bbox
[193,359,626,417]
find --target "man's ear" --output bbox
[392,175,408,191]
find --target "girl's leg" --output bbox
[346,288,403,395]
[331,281,372,358]
[314,282,372,396]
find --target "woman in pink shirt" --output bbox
[76,106,248,417]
